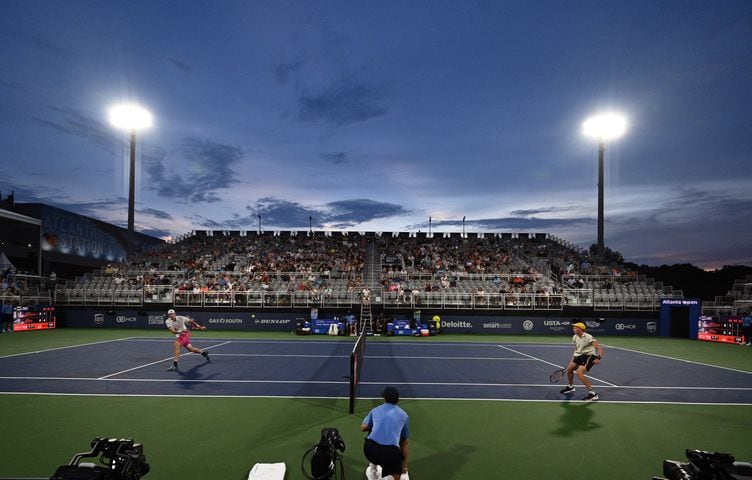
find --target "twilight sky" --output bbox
[1,1,751,269]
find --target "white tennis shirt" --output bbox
[572,332,597,357]
[165,315,191,336]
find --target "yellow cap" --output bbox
[572,322,587,331]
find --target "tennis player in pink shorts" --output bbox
[165,309,210,371]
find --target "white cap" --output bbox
[167,309,176,315]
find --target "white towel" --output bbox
[247,462,286,480]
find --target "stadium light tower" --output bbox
[582,112,627,259]
[109,103,152,258]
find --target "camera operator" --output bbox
[360,386,410,480]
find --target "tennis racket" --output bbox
[549,368,566,383]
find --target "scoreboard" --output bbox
[697,315,743,344]
[12,305,57,332]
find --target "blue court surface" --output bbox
[1,338,750,405]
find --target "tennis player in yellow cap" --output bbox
[560,321,605,401]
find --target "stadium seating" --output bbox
[51,230,683,311]
[701,274,752,316]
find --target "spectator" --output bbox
[1,301,14,333]
[345,311,357,336]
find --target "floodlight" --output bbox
[109,104,152,131]
[582,113,627,141]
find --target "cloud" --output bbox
[138,207,174,221]
[0,79,117,156]
[604,185,752,267]
[0,178,48,204]
[297,73,387,126]
[7,28,73,57]
[144,136,243,203]
[273,60,303,84]
[0,77,36,96]
[139,227,172,239]
[187,214,225,229]
[509,205,581,216]
[0,177,127,223]
[325,199,412,227]
[245,198,321,228]
[407,216,593,231]
[58,199,128,220]
[190,197,413,230]
[166,57,192,73]
[320,152,348,165]
[31,107,116,154]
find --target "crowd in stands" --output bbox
[87,234,369,300]
[1,268,26,297]
[1,266,53,303]
[52,231,680,309]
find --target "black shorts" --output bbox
[573,354,599,371]
[364,438,403,477]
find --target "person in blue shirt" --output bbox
[345,311,357,336]
[1,301,14,333]
[2,302,13,333]
[742,311,752,346]
[361,386,410,480]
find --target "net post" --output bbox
[349,350,356,414]
[349,329,366,414]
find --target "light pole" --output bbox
[582,112,627,258]
[109,104,152,258]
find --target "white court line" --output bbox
[0,376,348,384]
[121,338,573,347]
[368,355,536,361]
[98,356,177,379]
[0,391,748,406]
[204,354,535,360]
[497,344,619,387]
[1,377,750,392]
[98,341,232,379]
[122,337,360,344]
[209,353,350,358]
[0,337,137,359]
[358,381,752,391]
[603,344,752,375]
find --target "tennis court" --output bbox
[1,331,752,480]
[2,337,750,405]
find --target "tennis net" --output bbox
[348,328,367,414]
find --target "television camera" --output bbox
[50,437,150,480]
[301,427,346,480]
[653,449,752,480]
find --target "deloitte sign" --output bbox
[439,315,657,336]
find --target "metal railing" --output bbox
[1,293,53,306]
[52,285,677,311]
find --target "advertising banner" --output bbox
[438,315,658,336]
[63,309,301,332]
[61,309,659,336]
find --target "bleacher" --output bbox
[701,274,752,316]
[0,273,53,306]
[52,230,683,311]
